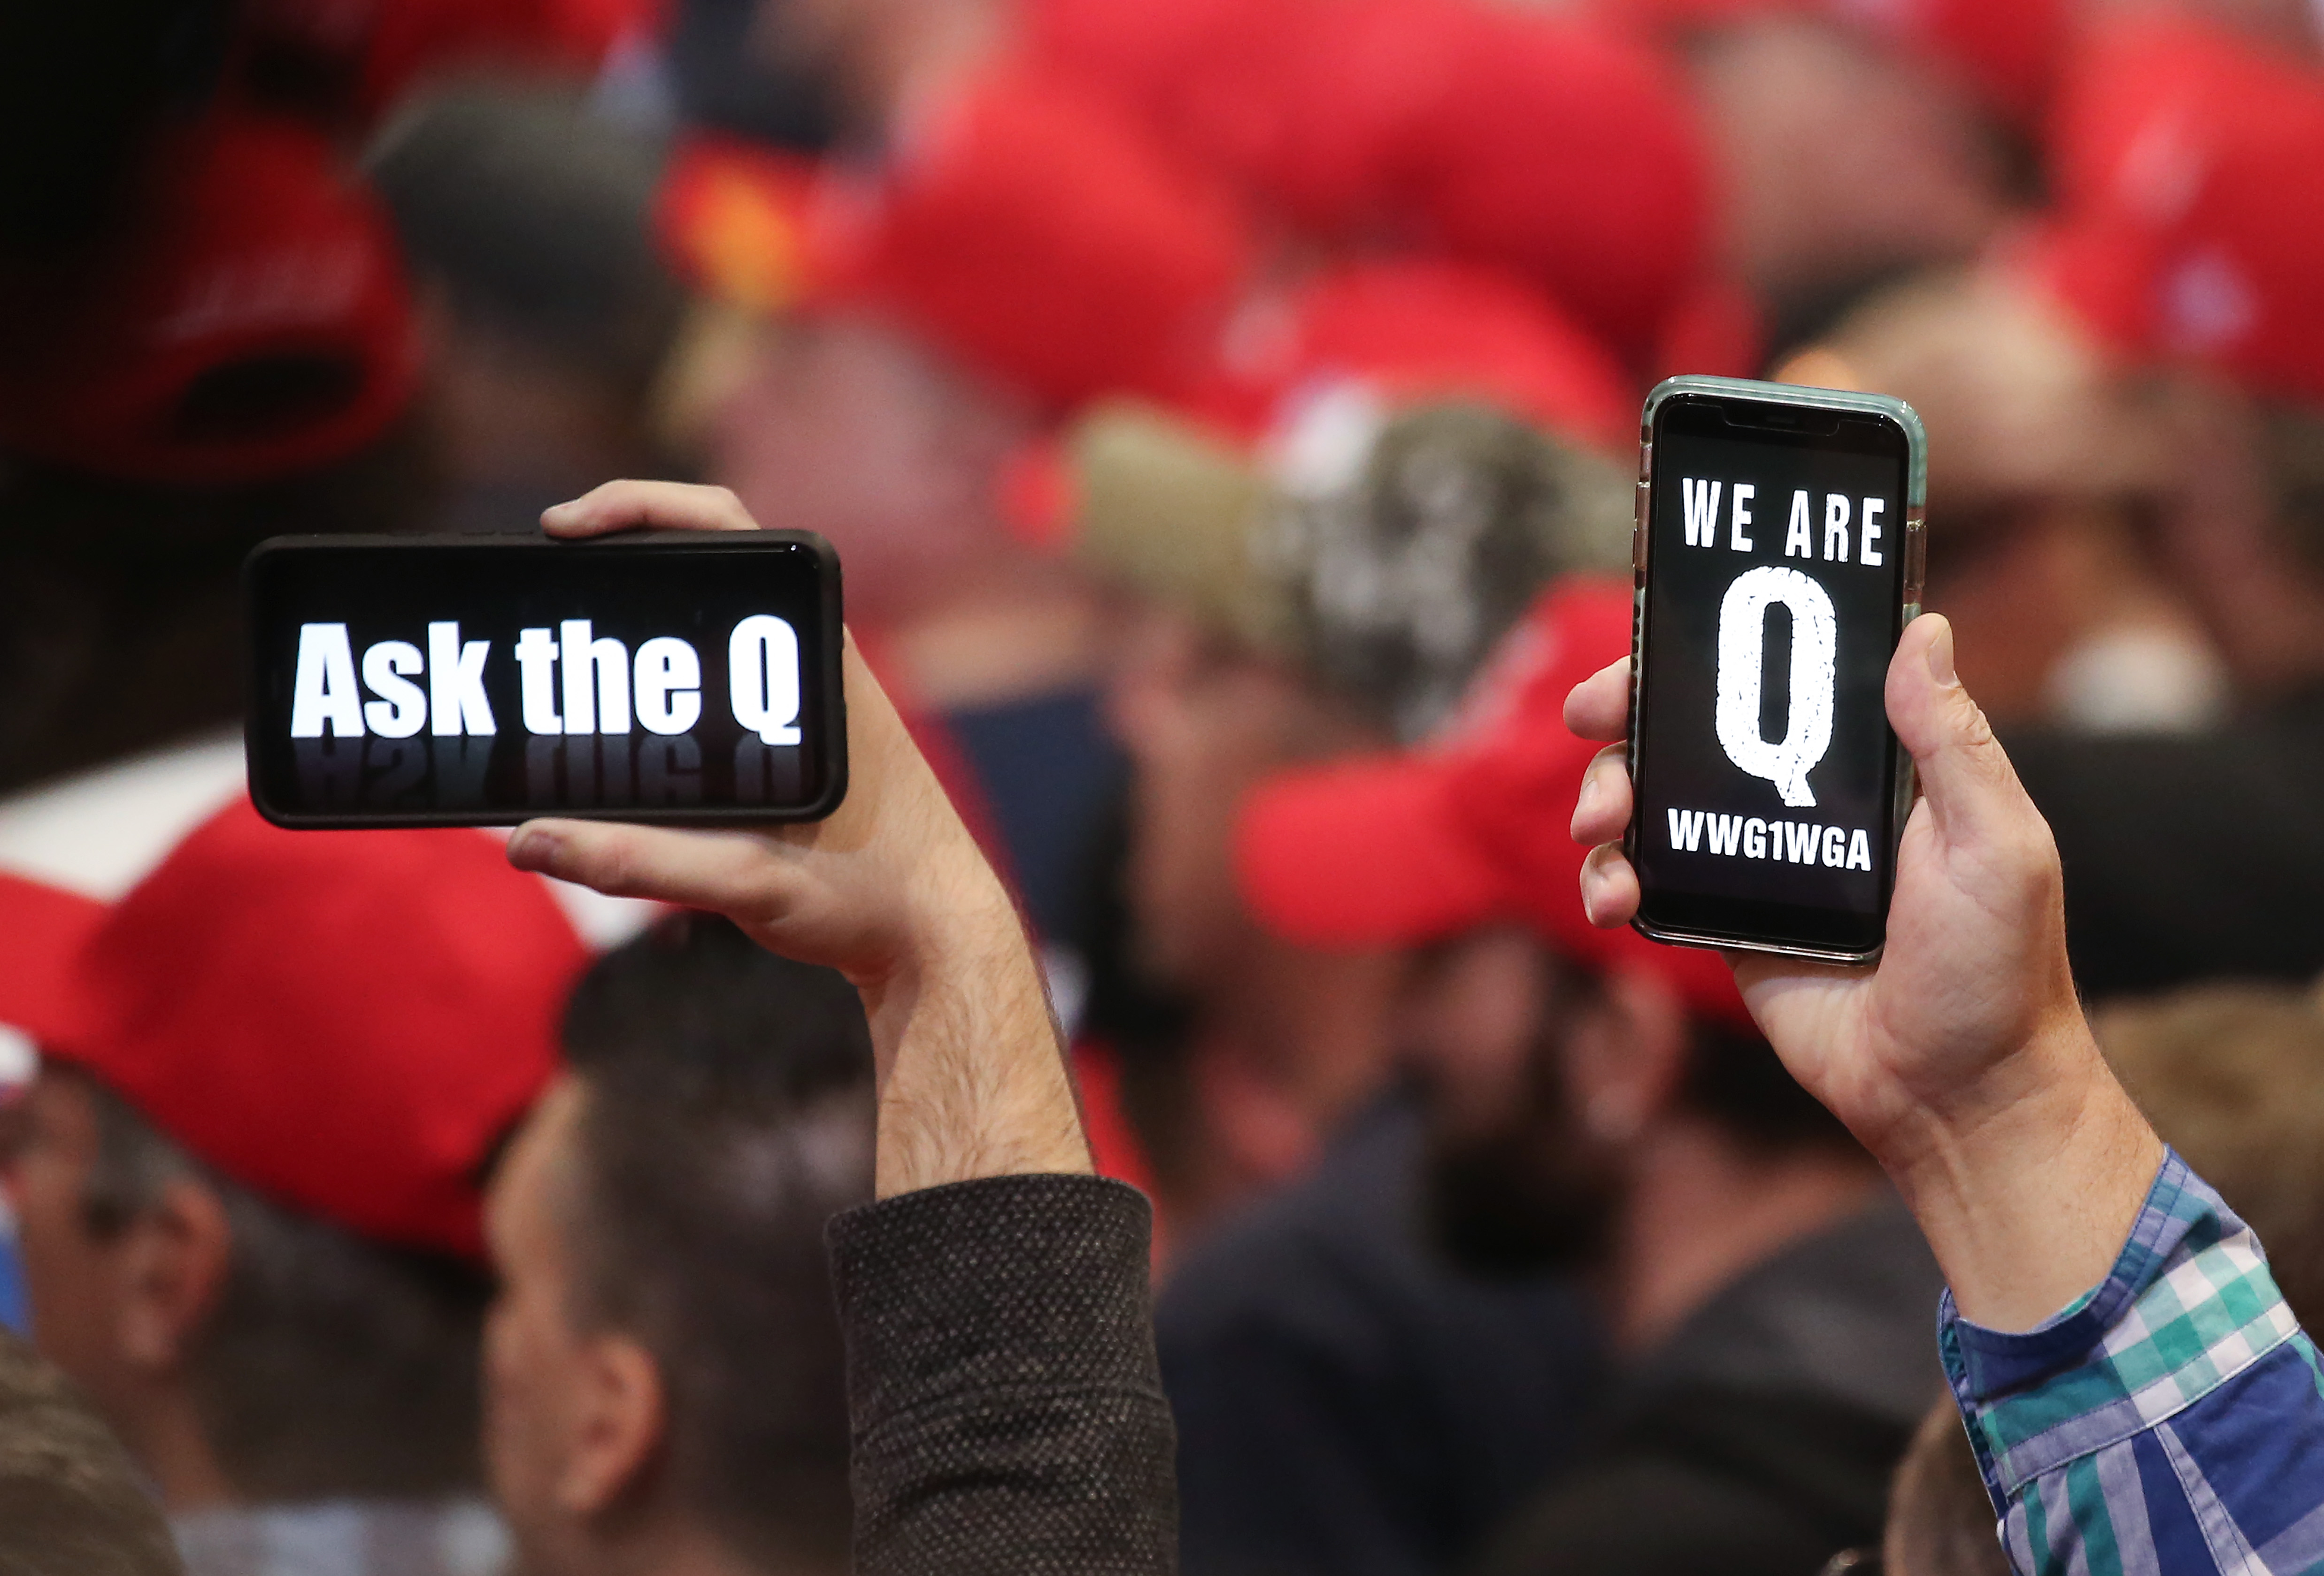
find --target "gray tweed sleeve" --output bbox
[828,1174,1178,1576]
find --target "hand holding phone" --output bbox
[1569,620,2162,1333]
[1624,377,1926,961]
[501,482,1088,1196]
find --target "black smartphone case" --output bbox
[243,530,849,829]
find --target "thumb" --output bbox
[1885,614,2017,846]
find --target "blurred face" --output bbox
[482,1079,600,1574]
[710,314,1032,626]
[0,1073,121,1404]
[1103,607,1379,992]
[1421,963,1629,1276]
[1695,18,2009,308]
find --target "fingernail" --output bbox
[507,826,562,870]
[540,500,580,525]
[1925,618,1957,688]
[1577,772,1603,820]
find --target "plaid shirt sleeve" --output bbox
[1940,1149,2324,1576]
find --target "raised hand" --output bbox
[1567,613,2162,1330]
[506,481,1089,1197]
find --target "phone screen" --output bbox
[245,532,846,828]
[1629,392,1917,957]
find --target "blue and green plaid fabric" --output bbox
[1940,1150,2324,1575]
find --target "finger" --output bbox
[508,820,804,915]
[540,480,761,540]
[1884,614,2022,847]
[1579,842,1640,928]
[1571,743,1632,847]
[1564,658,1631,743]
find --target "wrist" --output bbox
[1882,1012,2163,1330]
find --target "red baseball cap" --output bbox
[1235,577,1751,1029]
[0,799,587,1260]
[658,63,1255,411]
[2032,14,2324,406]
[819,62,1256,409]
[1200,257,1639,454]
[1030,0,1715,362]
[1400,5,1717,364]
[0,110,421,486]
[1025,0,1466,238]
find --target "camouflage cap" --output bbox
[1069,389,1633,741]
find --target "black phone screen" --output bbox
[245,532,846,828]
[1629,393,1915,956]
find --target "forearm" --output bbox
[860,858,1091,1199]
[1884,1012,2163,1332]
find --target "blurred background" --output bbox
[0,0,2319,1566]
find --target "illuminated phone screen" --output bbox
[1629,392,1916,957]
[245,532,846,828]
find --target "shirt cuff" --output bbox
[1939,1149,2298,1500]
[829,1173,1160,1420]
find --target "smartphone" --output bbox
[245,531,846,828]
[1624,377,1926,963]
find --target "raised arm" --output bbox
[1569,612,2324,1575]
[508,480,1173,1576]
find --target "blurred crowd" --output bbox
[0,0,2322,1572]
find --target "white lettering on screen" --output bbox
[360,640,426,738]
[1714,566,1836,808]
[293,623,498,739]
[1682,478,1720,547]
[1667,809,1872,871]
[729,615,803,746]
[291,619,793,742]
[633,638,703,735]
[561,620,631,736]
[291,623,364,738]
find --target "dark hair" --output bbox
[71,1072,491,1501]
[0,1328,184,1576]
[559,912,872,1574]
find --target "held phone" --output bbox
[1624,377,1926,962]
[245,531,846,828]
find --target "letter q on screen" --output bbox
[729,615,803,746]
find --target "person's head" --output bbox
[1080,398,1633,992]
[1685,14,2021,338]
[1233,580,1864,1279]
[485,911,870,1576]
[0,1325,185,1576]
[2095,982,2324,1327]
[711,309,1039,627]
[366,86,687,515]
[0,108,436,793]
[1883,1399,2006,1576]
[2029,12,2324,698]
[1419,946,1856,1277]
[679,63,1251,626]
[0,801,585,1507]
[4,1067,496,1501]
[1779,264,2217,729]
